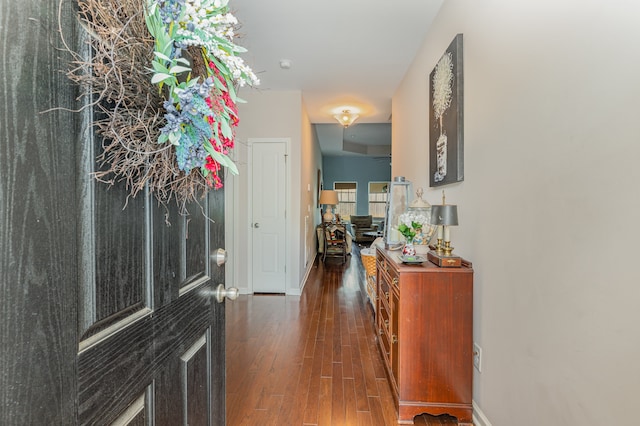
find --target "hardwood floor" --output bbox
[226,246,460,425]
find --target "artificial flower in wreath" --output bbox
[145,0,259,189]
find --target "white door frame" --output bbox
[247,138,291,294]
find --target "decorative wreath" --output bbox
[64,0,258,208]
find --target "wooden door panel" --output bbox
[152,203,185,306]
[111,393,148,425]
[94,180,146,322]
[182,332,211,426]
[153,327,216,425]
[78,127,150,343]
[78,286,215,424]
[184,211,208,286]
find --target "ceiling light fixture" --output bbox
[333,109,359,128]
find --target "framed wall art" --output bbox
[429,33,464,187]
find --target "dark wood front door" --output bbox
[76,181,226,425]
[0,1,227,424]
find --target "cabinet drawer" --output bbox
[378,322,391,361]
[385,266,399,290]
[379,278,391,307]
[380,258,398,279]
[378,301,390,336]
[390,289,399,380]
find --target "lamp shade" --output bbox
[430,205,459,226]
[319,190,339,205]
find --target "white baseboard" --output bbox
[472,400,492,426]
[289,253,317,296]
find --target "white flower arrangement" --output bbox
[396,212,435,244]
[399,212,430,230]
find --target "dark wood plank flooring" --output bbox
[226,246,460,425]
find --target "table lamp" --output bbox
[319,190,339,222]
[430,191,459,257]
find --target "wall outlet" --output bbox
[473,342,482,373]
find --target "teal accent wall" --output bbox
[322,156,391,216]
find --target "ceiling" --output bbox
[230,0,444,155]
[314,123,392,157]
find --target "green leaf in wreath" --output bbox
[151,62,169,74]
[204,144,239,175]
[153,51,172,62]
[219,119,233,139]
[169,65,192,74]
[151,73,175,84]
[168,132,181,146]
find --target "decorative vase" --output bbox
[413,227,429,255]
[402,237,416,256]
[413,227,425,244]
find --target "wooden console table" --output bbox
[375,247,473,425]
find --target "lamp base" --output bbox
[427,250,462,268]
[323,209,334,223]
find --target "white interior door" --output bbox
[251,141,287,293]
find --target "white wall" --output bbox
[300,106,324,287]
[230,90,322,295]
[393,1,640,424]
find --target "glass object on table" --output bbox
[383,177,412,248]
[406,188,437,254]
